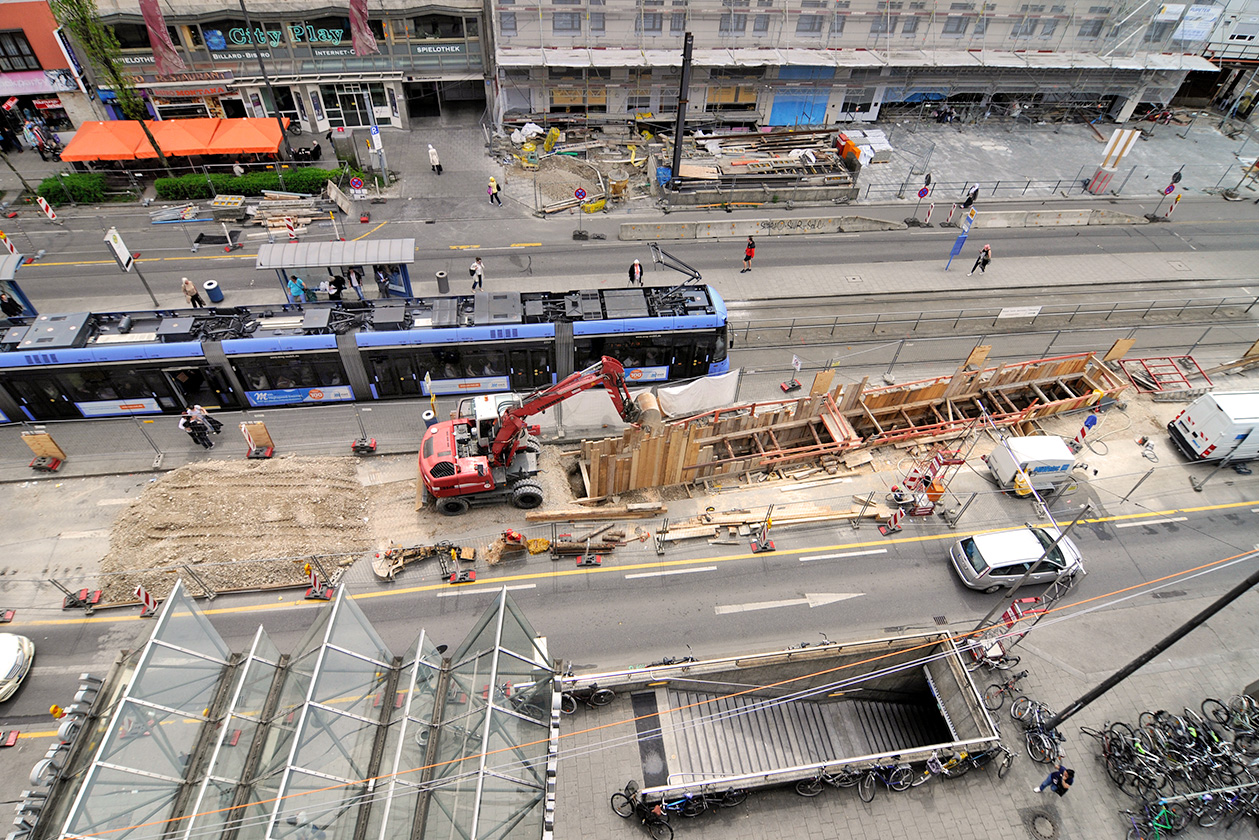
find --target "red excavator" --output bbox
[419,356,641,515]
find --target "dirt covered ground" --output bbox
[101,456,372,600]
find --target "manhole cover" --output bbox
[934,615,948,625]
[1026,812,1058,840]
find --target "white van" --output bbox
[1167,392,1259,463]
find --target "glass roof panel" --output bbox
[325,593,393,665]
[291,705,379,783]
[483,714,547,788]
[368,777,421,840]
[96,697,202,776]
[424,777,482,840]
[449,650,495,715]
[475,775,546,840]
[431,707,487,781]
[179,777,236,840]
[64,764,181,840]
[275,769,370,840]
[151,582,231,661]
[130,642,225,712]
[256,708,301,781]
[310,647,390,715]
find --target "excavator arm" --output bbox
[489,356,642,466]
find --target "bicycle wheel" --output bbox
[858,772,875,803]
[1197,798,1226,829]
[795,778,823,797]
[1202,698,1231,725]
[590,688,615,706]
[719,790,748,807]
[1010,696,1035,721]
[997,750,1014,778]
[889,766,912,791]
[611,793,634,817]
[1126,827,1145,840]
[1027,733,1056,763]
[560,694,577,715]
[834,769,862,788]
[909,769,932,787]
[1233,730,1259,756]
[994,655,1021,671]
[681,798,706,818]
[983,684,1007,711]
[648,818,673,840]
[942,758,971,779]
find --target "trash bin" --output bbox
[203,280,224,303]
[435,270,449,295]
[422,410,437,429]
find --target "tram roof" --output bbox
[255,239,416,270]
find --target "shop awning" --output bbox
[59,120,149,161]
[207,118,286,155]
[148,117,222,157]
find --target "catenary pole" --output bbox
[239,0,294,159]
[668,32,693,192]
[1040,555,1259,733]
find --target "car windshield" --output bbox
[960,538,986,573]
[1030,528,1066,568]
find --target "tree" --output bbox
[48,0,174,176]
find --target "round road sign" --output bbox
[575,187,587,200]
[349,176,364,190]
[1163,184,1175,195]
[917,186,930,198]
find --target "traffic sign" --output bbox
[1163,184,1175,195]
[369,125,382,151]
[917,186,930,198]
[104,227,134,272]
[575,187,587,200]
[349,176,364,190]
[1171,171,1182,184]
[961,207,977,234]
[791,354,802,372]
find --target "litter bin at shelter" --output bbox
[203,280,224,303]
[435,270,449,294]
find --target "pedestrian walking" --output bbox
[1033,762,1074,796]
[179,409,214,449]
[0,293,22,317]
[741,236,756,273]
[967,243,992,276]
[232,160,245,177]
[428,144,442,174]
[287,275,307,304]
[488,177,502,206]
[962,182,980,209]
[181,277,206,308]
[375,267,390,297]
[346,267,365,301]
[628,259,644,286]
[190,404,223,435]
[470,257,484,290]
[328,274,346,301]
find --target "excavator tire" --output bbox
[436,497,470,516]
[521,434,541,454]
[509,481,544,510]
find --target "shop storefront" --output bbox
[0,70,80,133]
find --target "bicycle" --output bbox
[858,761,912,802]
[560,667,615,714]
[983,670,1030,711]
[611,780,673,840]
[659,788,748,816]
[287,120,304,136]
[1119,800,1187,840]
[963,639,1021,673]
[945,743,1016,779]
[649,645,697,667]
[794,766,862,796]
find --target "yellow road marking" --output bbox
[448,244,481,250]
[20,497,1259,628]
[353,220,388,241]
[510,243,542,248]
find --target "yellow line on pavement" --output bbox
[353,220,388,241]
[448,244,480,250]
[510,243,542,248]
[19,498,1259,627]
[27,259,117,267]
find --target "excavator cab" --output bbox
[458,394,524,451]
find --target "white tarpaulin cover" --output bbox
[656,369,741,417]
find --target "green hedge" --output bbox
[37,173,106,206]
[153,167,360,201]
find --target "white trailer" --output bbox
[984,435,1075,492]
[1167,392,1259,462]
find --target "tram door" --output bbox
[2,376,81,420]
[508,346,553,390]
[162,366,238,410]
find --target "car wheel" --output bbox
[982,584,1002,594]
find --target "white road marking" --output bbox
[436,584,536,598]
[1114,517,1188,528]
[625,566,717,579]
[715,592,863,615]
[800,549,888,562]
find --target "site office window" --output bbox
[0,31,39,72]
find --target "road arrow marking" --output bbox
[715,592,863,615]
[800,549,887,562]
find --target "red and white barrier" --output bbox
[135,585,158,617]
[285,216,297,241]
[924,202,934,225]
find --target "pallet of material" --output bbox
[524,503,665,523]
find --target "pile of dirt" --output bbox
[101,456,371,601]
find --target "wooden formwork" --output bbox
[577,352,1129,496]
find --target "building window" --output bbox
[902,16,920,32]
[553,12,582,30]
[1012,17,1037,36]
[592,11,606,30]
[628,88,652,110]
[500,11,517,33]
[671,11,687,31]
[797,14,825,32]
[1040,18,1057,36]
[1050,4,1065,10]
[1077,19,1102,37]
[754,13,771,30]
[830,15,846,32]
[1087,5,1111,12]
[1143,20,1174,42]
[973,15,987,33]
[871,14,898,32]
[720,0,750,33]
[638,12,664,30]
[943,16,968,33]
[0,31,39,71]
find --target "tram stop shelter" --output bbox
[29,581,553,840]
[0,253,36,317]
[256,240,416,300]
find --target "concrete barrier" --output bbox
[620,222,695,240]
[838,216,907,232]
[1088,209,1148,225]
[1024,210,1094,226]
[973,211,1028,229]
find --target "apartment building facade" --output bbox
[489,0,1219,127]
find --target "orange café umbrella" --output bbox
[206,118,285,155]
[58,120,149,162]
[145,117,221,157]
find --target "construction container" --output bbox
[1167,392,1259,462]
